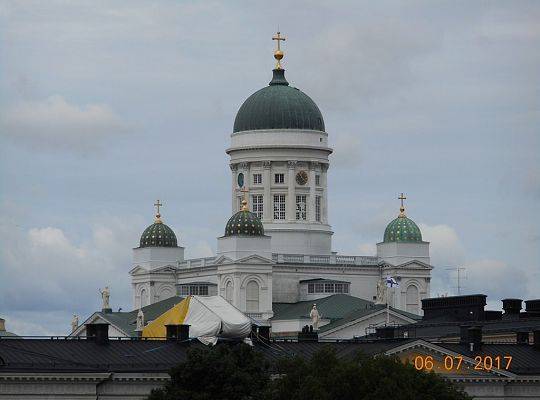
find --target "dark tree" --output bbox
[146,343,271,400]
[268,346,473,400]
[147,344,472,400]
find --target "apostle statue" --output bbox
[99,286,110,310]
[71,314,79,333]
[376,277,387,304]
[309,304,321,331]
[136,309,145,331]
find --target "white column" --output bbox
[308,162,317,222]
[322,164,329,224]
[287,160,297,222]
[230,164,237,213]
[263,161,272,221]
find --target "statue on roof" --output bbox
[100,286,110,310]
[71,314,79,333]
[376,277,387,305]
[310,304,321,331]
[136,309,145,331]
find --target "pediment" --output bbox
[214,255,234,265]
[129,265,148,275]
[236,254,274,264]
[386,260,433,270]
[320,308,417,336]
[385,340,515,379]
[152,264,177,273]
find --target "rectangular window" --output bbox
[314,283,324,293]
[315,175,321,186]
[296,195,307,220]
[273,194,286,220]
[253,173,262,184]
[308,283,314,294]
[315,196,321,222]
[324,283,334,293]
[199,285,208,296]
[252,194,263,219]
[180,286,189,296]
[190,285,199,295]
[344,284,349,294]
[274,173,284,184]
[335,283,343,293]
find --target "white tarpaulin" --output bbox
[184,296,252,344]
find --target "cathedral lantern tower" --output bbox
[376,194,430,266]
[131,201,184,308]
[227,32,333,255]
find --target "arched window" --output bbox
[225,281,233,303]
[160,287,173,300]
[406,285,419,314]
[140,288,148,307]
[246,281,259,313]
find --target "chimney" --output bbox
[165,324,190,342]
[86,323,109,344]
[516,331,529,344]
[533,330,540,351]
[376,326,396,339]
[502,298,522,320]
[298,325,318,342]
[258,326,270,343]
[525,300,540,317]
[0,318,5,332]
[467,326,482,352]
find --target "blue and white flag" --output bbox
[385,276,399,288]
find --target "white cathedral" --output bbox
[130,34,432,336]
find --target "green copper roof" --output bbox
[224,209,265,237]
[233,69,325,133]
[383,215,422,243]
[140,221,178,247]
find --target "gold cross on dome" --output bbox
[272,31,286,51]
[398,193,406,207]
[272,31,286,69]
[154,199,162,214]
[238,187,249,211]
[398,193,407,217]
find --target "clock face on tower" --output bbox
[296,170,308,185]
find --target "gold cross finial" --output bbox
[154,199,163,223]
[238,187,249,211]
[272,31,286,69]
[398,193,407,217]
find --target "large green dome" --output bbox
[225,204,265,237]
[140,217,178,248]
[233,69,325,133]
[383,214,422,243]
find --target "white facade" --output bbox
[129,64,434,331]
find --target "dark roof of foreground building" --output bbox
[1,338,540,375]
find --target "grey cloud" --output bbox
[0,95,127,152]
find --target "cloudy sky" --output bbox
[1,0,539,335]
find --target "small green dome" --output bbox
[383,215,422,243]
[140,219,178,247]
[225,207,265,237]
[233,69,325,133]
